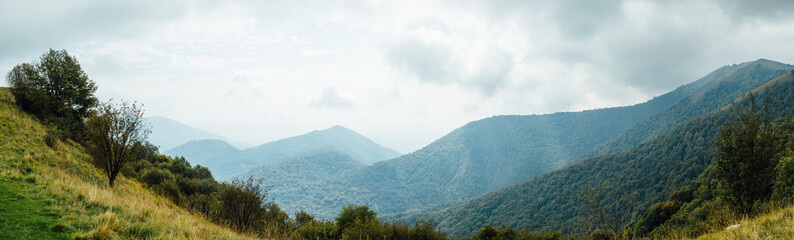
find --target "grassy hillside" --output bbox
[0,87,253,239]
[694,206,794,240]
[407,69,794,237]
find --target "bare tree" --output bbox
[84,100,150,187]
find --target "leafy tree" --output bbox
[295,210,315,227]
[714,95,779,215]
[215,176,270,232]
[84,100,150,187]
[335,204,376,234]
[772,150,794,204]
[5,49,97,139]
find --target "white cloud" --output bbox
[2,0,794,152]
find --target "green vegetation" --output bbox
[590,59,793,157]
[84,100,150,187]
[242,150,366,217]
[0,179,70,240]
[634,116,794,239]
[713,95,779,216]
[6,49,98,140]
[405,67,794,238]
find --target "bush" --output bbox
[140,168,174,186]
[295,210,315,227]
[335,204,376,234]
[214,177,270,232]
[294,221,337,240]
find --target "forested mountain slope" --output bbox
[259,62,749,219]
[242,151,366,216]
[167,125,400,179]
[407,70,794,237]
[588,59,793,157]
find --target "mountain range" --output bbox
[401,61,794,237]
[227,59,794,222]
[146,116,252,151]
[166,125,402,179]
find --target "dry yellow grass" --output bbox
[0,87,261,239]
[695,206,794,240]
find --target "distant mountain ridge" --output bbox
[244,60,771,220]
[166,125,401,179]
[146,116,251,151]
[587,59,794,157]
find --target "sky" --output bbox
[2,0,794,153]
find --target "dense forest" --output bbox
[404,70,794,238]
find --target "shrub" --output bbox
[214,177,270,232]
[294,221,337,240]
[335,204,376,233]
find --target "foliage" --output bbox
[295,210,315,227]
[5,49,98,140]
[714,95,780,216]
[336,204,377,233]
[472,225,572,240]
[644,116,794,238]
[215,177,270,232]
[772,150,794,204]
[83,100,150,187]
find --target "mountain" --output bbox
[403,68,794,237]
[253,60,762,220]
[166,125,401,179]
[242,125,401,166]
[146,116,250,151]
[242,150,367,216]
[165,139,242,172]
[588,59,793,157]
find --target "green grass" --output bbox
[0,179,70,239]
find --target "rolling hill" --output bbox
[404,69,794,237]
[166,125,401,179]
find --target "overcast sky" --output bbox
[2,0,794,153]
